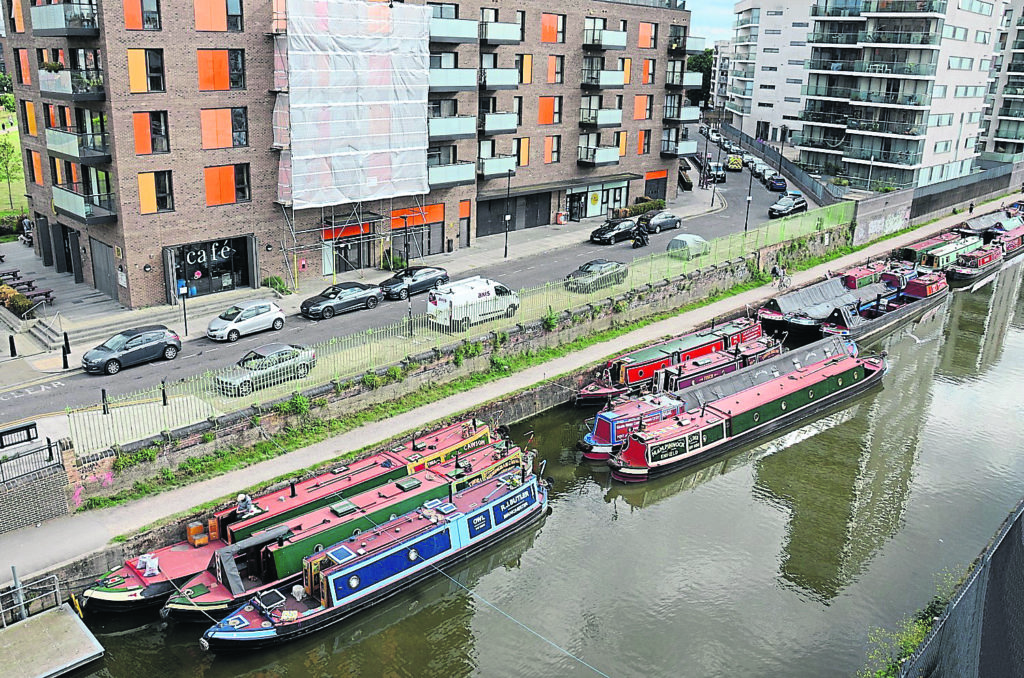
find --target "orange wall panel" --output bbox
[124,0,142,30]
[633,95,648,120]
[138,172,158,214]
[518,137,530,166]
[622,57,631,85]
[540,14,558,43]
[642,59,652,84]
[204,165,235,206]
[198,50,230,91]
[618,132,627,156]
[459,200,471,219]
[639,22,654,48]
[30,151,42,185]
[537,97,554,125]
[543,136,553,163]
[391,203,444,229]
[637,130,647,155]
[547,56,557,84]
[132,112,152,154]
[24,101,36,136]
[200,108,232,149]
[17,51,30,86]
[127,49,147,92]
[194,0,228,31]
[12,0,23,33]
[645,170,668,180]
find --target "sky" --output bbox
[690,1,736,45]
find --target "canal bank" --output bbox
[0,205,990,591]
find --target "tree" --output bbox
[0,72,12,94]
[0,94,14,113]
[0,138,21,210]
[686,48,714,108]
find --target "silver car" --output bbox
[207,300,285,342]
[214,343,317,397]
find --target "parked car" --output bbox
[766,174,788,191]
[708,130,721,144]
[378,266,449,300]
[726,154,743,171]
[590,218,638,244]
[752,162,772,180]
[564,259,628,293]
[206,300,285,342]
[300,282,383,319]
[638,210,683,233]
[742,153,756,167]
[707,162,727,183]
[82,325,181,375]
[699,124,709,136]
[768,194,809,218]
[666,233,711,260]
[215,343,317,397]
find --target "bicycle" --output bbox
[773,273,793,289]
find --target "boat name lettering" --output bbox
[494,486,535,525]
[468,510,492,538]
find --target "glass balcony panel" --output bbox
[429,17,478,43]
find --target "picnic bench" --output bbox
[10,278,36,292]
[23,288,54,305]
[0,268,21,282]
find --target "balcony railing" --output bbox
[849,89,931,106]
[798,110,849,125]
[802,84,854,99]
[997,106,1024,118]
[808,32,860,44]
[725,100,751,115]
[579,107,622,128]
[52,183,116,224]
[479,112,519,135]
[45,127,110,163]
[732,68,755,79]
[477,154,517,178]
[810,4,861,17]
[428,67,477,92]
[791,135,846,151]
[665,71,701,88]
[1009,62,1024,73]
[660,139,698,156]
[427,116,477,140]
[1011,39,1024,50]
[38,68,105,100]
[993,127,1024,141]
[847,118,927,135]
[857,30,940,45]
[480,21,522,45]
[427,161,476,188]
[844,146,923,165]
[479,68,519,90]
[428,17,477,43]
[30,2,99,36]
[583,28,627,50]
[853,59,937,76]
[577,146,620,166]
[806,58,856,72]
[861,0,947,12]
[581,69,625,89]
[730,85,753,97]
[663,105,699,122]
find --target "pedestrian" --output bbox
[969,201,975,214]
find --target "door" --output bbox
[568,193,584,221]
[90,237,117,299]
[67,229,84,283]
[237,307,259,334]
[645,177,667,201]
[253,303,272,330]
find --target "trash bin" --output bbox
[555,211,568,224]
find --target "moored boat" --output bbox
[996,223,1024,261]
[892,231,961,265]
[946,244,1004,286]
[607,338,887,483]
[83,419,494,613]
[199,468,548,652]
[918,236,983,273]
[820,272,949,343]
[574,317,765,405]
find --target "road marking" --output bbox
[0,380,67,402]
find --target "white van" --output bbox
[427,277,519,330]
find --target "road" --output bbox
[0,144,808,423]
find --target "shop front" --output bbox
[566,180,629,221]
[163,235,257,303]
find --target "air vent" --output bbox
[437,502,457,515]
[330,499,357,517]
[396,478,422,492]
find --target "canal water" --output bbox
[79,263,1024,678]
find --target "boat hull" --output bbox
[946,260,1004,286]
[82,579,183,613]
[163,572,303,623]
[609,361,886,483]
[822,287,949,345]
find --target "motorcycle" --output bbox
[631,228,649,249]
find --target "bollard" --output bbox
[63,331,70,356]
[61,345,69,370]
[102,388,109,415]
[8,334,15,358]
[161,379,168,407]
[46,437,53,461]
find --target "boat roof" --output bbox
[387,418,490,466]
[1000,223,1024,240]
[925,236,981,257]
[613,318,758,365]
[764,277,846,315]
[898,232,960,252]
[961,213,1005,233]
[600,393,685,421]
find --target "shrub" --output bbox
[274,394,310,416]
[385,365,403,383]
[490,354,511,371]
[612,300,628,314]
[626,199,666,218]
[111,447,158,472]
[541,306,559,331]
[383,252,407,271]
[361,372,381,389]
[0,285,36,318]
[262,276,291,295]
[201,432,215,443]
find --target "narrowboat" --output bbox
[918,236,982,272]
[757,273,896,339]
[996,223,1024,261]
[162,441,522,622]
[820,272,949,343]
[579,336,782,461]
[83,419,494,613]
[200,469,548,651]
[946,244,1004,286]
[607,338,887,483]
[574,317,765,404]
[892,232,960,265]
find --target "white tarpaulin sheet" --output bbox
[286,0,430,209]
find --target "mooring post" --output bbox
[62,331,70,356]
[11,566,26,622]
[8,335,15,358]
[161,379,168,407]
[101,388,109,415]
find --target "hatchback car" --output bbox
[206,300,285,342]
[215,343,318,397]
[708,130,721,144]
[707,163,727,183]
[742,153,756,167]
[82,325,181,375]
[564,259,628,293]
[378,266,449,300]
[752,163,772,180]
[666,233,711,260]
[300,282,383,319]
[766,174,788,191]
[638,210,683,234]
[768,194,808,218]
[590,218,637,244]
[726,154,743,171]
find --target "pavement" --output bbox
[0,200,994,587]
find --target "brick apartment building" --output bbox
[6,0,702,309]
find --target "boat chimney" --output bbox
[289,481,296,498]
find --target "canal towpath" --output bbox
[0,204,996,587]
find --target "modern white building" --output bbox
[711,39,732,109]
[979,2,1023,164]
[726,0,812,142]
[795,0,1001,191]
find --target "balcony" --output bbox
[853,59,937,76]
[861,0,947,13]
[802,84,853,99]
[791,134,846,153]
[581,69,625,89]
[997,105,1024,119]
[663,105,700,123]
[857,30,940,46]
[52,183,116,225]
[725,100,751,115]
[981,150,1024,163]
[427,116,477,141]
[480,21,522,45]
[30,3,99,37]
[849,90,930,106]
[579,107,622,128]
[807,58,856,72]
[477,155,517,178]
[808,32,860,45]
[730,85,753,98]
[479,68,518,90]
[1011,39,1024,50]
[847,118,927,136]
[38,68,105,101]
[45,127,110,164]
[429,17,478,44]
[684,36,705,54]
[666,71,702,89]
[1009,62,1024,73]
[427,161,476,188]
[844,146,923,166]
[810,4,861,17]
[660,140,698,157]
[577,146,620,166]
[428,67,477,92]
[479,112,518,135]
[798,110,849,126]
[732,67,755,79]
[994,126,1024,141]
[583,28,627,50]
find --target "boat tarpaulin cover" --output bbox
[762,278,847,316]
[800,281,893,321]
[286,0,429,208]
[676,337,852,409]
[216,524,291,596]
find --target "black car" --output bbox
[590,218,637,244]
[768,194,808,218]
[82,325,181,375]
[564,259,628,293]
[300,282,384,319]
[379,266,449,300]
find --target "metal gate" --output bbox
[90,236,117,299]
[645,177,667,201]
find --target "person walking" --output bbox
[969,202,975,214]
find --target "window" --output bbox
[967,111,982,123]
[942,25,967,40]
[513,137,529,166]
[763,48,779,53]
[766,9,782,14]
[959,0,993,16]
[538,96,561,124]
[204,163,250,205]
[14,49,30,86]
[790,41,806,47]
[933,85,946,98]
[197,49,245,90]
[20,100,36,136]
[125,0,161,30]
[226,0,242,31]
[965,137,976,150]
[638,22,657,48]
[792,22,808,27]
[934,140,952,153]
[544,135,561,163]
[8,0,23,33]
[428,99,457,118]
[132,111,169,153]
[765,29,781,34]
[480,52,497,69]
[980,58,992,71]
[128,49,164,92]
[758,102,774,108]
[783,97,800,103]
[759,84,775,90]
[430,52,456,69]
[476,140,494,159]
[976,30,991,43]
[516,10,525,41]
[138,170,174,213]
[638,129,650,154]
[615,131,626,156]
[618,57,632,84]
[761,66,778,71]
[26,150,42,185]
[615,95,623,110]
[547,55,564,84]
[786,78,802,84]
[427,3,457,18]
[619,20,627,32]
[430,145,458,164]
[633,95,652,120]
[513,96,523,125]
[928,113,953,126]
[480,7,497,22]
[954,85,985,97]
[787,59,803,66]
[540,13,564,43]
[515,54,532,84]
[642,59,656,85]
[200,107,247,148]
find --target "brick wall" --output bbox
[0,465,70,534]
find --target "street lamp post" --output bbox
[743,165,754,233]
[710,124,724,208]
[504,168,513,259]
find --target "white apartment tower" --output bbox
[796,0,1000,191]
[712,39,733,108]
[979,2,1023,163]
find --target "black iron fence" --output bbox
[0,440,62,484]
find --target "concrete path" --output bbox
[0,202,998,586]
